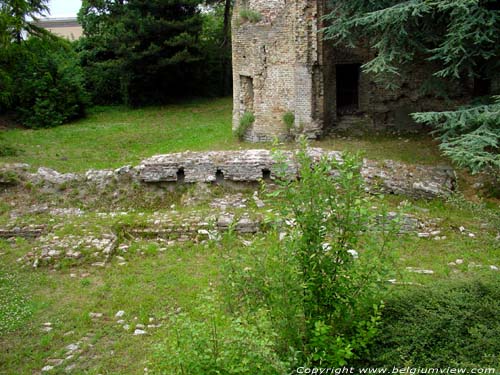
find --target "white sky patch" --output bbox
[47,0,82,18]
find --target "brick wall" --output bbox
[232,0,472,142]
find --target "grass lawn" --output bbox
[1,97,446,173]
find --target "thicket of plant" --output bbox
[366,275,500,369]
[0,0,88,128]
[77,0,232,106]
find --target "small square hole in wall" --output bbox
[262,168,271,181]
[216,169,225,184]
[176,168,185,183]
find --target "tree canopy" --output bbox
[78,0,212,106]
[324,0,500,83]
[324,0,500,183]
[0,0,49,44]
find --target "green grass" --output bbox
[0,98,237,173]
[1,97,448,173]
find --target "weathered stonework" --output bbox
[0,149,456,200]
[139,149,456,199]
[231,0,473,141]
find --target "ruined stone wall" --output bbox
[232,0,473,141]
[321,44,471,133]
[232,0,323,141]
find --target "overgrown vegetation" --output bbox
[153,293,289,374]
[152,144,398,371]
[367,275,500,368]
[239,8,262,24]
[77,0,232,106]
[236,111,255,140]
[0,0,88,128]
[283,111,295,132]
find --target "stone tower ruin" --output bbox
[231,0,473,142]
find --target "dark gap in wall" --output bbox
[176,168,185,183]
[240,75,254,113]
[216,169,225,184]
[336,64,360,115]
[262,168,271,181]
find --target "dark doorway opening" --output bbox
[336,64,360,114]
[176,168,185,183]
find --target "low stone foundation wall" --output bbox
[139,149,456,199]
[1,148,456,199]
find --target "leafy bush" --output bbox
[151,293,289,375]
[283,111,295,132]
[239,9,262,24]
[235,112,255,140]
[223,141,397,366]
[13,37,88,128]
[366,275,500,368]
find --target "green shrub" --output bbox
[235,111,255,140]
[13,37,88,128]
[283,111,295,132]
[223,141,397,366]
[239,9,262,24]
[366,275,500,368]
[151,293,289,374]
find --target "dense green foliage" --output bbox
[153,293,289,374]
[0,0,88,127]
[263,145,395,366]
[0,0,48,44]
[78,0,231,106]
[324,0,500,82]
[367,275,500,368]
[12,38,88,128]
[324,0,500,176]
[413,97,500,176]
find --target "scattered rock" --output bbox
[89,312,103,319]
[133,329,147,335]
[115,310,125,318]
[66,343,79,352]
[46,359,64,366]
[406,267,434,275]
